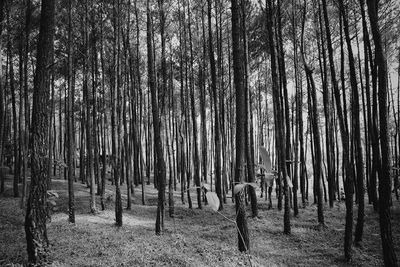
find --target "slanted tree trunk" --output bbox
[337,0,365,246]
[267,0,290,233]
[24,0,55,263]
[316,0,334,208]
[320,0,353,260]
[359,0,378,211]
[366,1,398,265]
[301,0,324,226]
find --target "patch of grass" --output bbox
[0,173,399,266]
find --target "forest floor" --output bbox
[0,168,399,266]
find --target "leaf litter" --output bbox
[0,175,399,266]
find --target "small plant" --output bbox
[205,183,256,267]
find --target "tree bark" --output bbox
[267,0,290,233]
[84,0,96,214]
[112,0,122,227]
[151,0,167,234]
[24,0,55,263]
[366,1,398,265]
[8,38,20,198]
[0,1,5,194]
[67,0,75,223]
[232,0,249,251]
[187,2,202,210]
[207,0,223,210]
[338,0,365,246]
[241,0,258,218]
[320,0,353,260]
[302,0,324,226]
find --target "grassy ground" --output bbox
[0,169,399,266]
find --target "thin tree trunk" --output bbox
[291,0,300,214]
[317,0,334,208]
[8,38,20,198]
[301,0,324,226]
[267,0,290,233]
[360,0,378,211]
[366,1,398,265]
[151,0,167,234]
[200,4,207,187]
[232,0,249,251]
[338,0,365,246]
[0,1,4,185]
[112,0,123,227]
[207,0,223,210]
[321,0,353,259]
[241,0,258,218]
[187,3,202,210]
[84,0,96,214]
[67,0,75,223]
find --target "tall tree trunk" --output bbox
[67,0,75,223]
[24,0,55,263]
[291,0,300,213]
[338,0,365,246]
[207,0,223,210]
[366,1,398,265]
[200,5,208,187]
[360,0,378,211]
[8,38,20,198]
[91,10,100,197]
[267,0,290,233]
[19,0,31,209]
[167,59,175,215]
[277,0,292,194]
[151,0,167,234]
[301,0,324,226]
[241,0,258,218]
[99,5,107,209]
[320,0,353,260]
[112,0,122,227]
[183,1,192,210]
[84,0,96,214]
[317,0,334,208]
[187,3,202,210]
[0,1,5,194]
[232,0,249,251]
